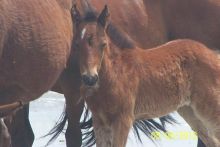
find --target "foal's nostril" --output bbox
[94,74,98,82]
[82,74,99,86]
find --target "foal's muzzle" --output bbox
[82,74,99,86]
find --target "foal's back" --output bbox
[129,39,220,118]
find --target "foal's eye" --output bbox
[87,35,93,46]
[100,43,107,49]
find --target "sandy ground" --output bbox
[29,91,198,147]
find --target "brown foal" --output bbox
[73,5,220,147]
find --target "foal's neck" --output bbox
[101,40,139,76]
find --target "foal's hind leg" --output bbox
[190,89,220,147]
[178,106,216,147]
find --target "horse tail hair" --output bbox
[44,107,67,146]
[45,105,177,146]
[44,104,95,147]
[80,113,177,146]
[133,115,177,142]
[80,105,96,147]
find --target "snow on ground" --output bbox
[30,91,198,147]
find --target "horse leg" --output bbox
[178,106,215,147]
[198,138,206,147]
[93,117,113,147]
[93,113,133,147]
[112,115,133,147]
[59,70,84,147]
[0,119,11,147]
[191,91,220,146]
[5,104,34,147]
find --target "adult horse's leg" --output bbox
[0,119,11,147]
[59,69,84,147]
[5,104,34,147]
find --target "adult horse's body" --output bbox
[161,0,220,49]
[75,6,220,147]
[0,0,72,107]
[85,0,220,49]
[0,0,73,146]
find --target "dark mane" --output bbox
[106,23,135,49]
[83,11,97,22]
[82,7,135,49]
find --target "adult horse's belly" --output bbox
[0,0,72,105]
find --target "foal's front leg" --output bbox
[112,115,133,147]
[93,113,133,147]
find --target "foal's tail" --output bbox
[46,106,177,147]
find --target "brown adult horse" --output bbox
[0,0,73,146]
[74,5,220,147]
[160,0,220,49]
[86,0,220,49]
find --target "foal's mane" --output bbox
[82,9,135,49]
[106,23,135,49]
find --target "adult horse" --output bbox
[160,0,220,49]
[75,5,220,147]
[0,0,73,146]
[85,0,220,49]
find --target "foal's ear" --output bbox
[97,5,110,28]
[71,4,81,26]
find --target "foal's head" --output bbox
[72,5,110,87]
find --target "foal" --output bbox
[73,5,220,147]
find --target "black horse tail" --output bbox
[44,108,67,146]
[45,105,95,147]
[80,106,95,147]
[80,113,178,147]
[133,115,178,142]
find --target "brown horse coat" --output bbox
[6,0,220,146]
[75,6,220,147]
[161,0,220,49]
[0,0,73,106]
